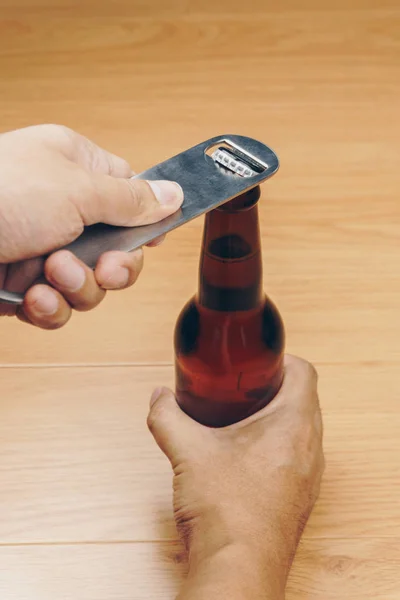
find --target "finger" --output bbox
[281,354,318,398]
[261,354,319,419]
[44,250,105,311]
[77,175,184,228]
[0,257,44,317]
[147,387,204,463]
[2,257,44,291]
[22,284,72,329]
[94,249,143,290]
[227,355,319,431]
[21,125,135,179]
[67,130,135,178]
[146,234,166,247]
[314,402,324,441]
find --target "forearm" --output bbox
[177,542,286,600]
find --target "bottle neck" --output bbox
[198,186,264,311]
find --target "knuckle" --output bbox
[48,123,73,136]
[23,124,77,157]
[112,180,146,226]
[125,179,140,202]
[125,181,157,223]
[147,396,172,432]
[146,409,158,433]
[124,267,141,288]
[118,157,132,176]
[69,171,100,224]
[44,250,69,273]
[147,401,164,431]
[147,401,165,430]
[306,361,318,383]
[87,140,112,174]
[38,123,75,143]
[125,180,144,211]
[130,249,144,274]
[294,357,319,386]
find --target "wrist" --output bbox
[187,506,293,574]
[180,540,285,600]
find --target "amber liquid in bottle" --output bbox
[174,186,285,427]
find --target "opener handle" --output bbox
[0,134,279,306]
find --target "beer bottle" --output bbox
[174,185,285,427]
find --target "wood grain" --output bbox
[0,540,399,600]
[0,365,399,544]
[0,0,399,597]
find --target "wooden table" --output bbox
[1,1,399,597]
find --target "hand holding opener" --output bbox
[0,134,279,306]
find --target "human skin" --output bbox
[148,355,324,600]
[0,124,183,329]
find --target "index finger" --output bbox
[221,354,320,432]
[282,354,318,390]
[67,130,134,178]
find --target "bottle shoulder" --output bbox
[174,297,200,355]
[261,296,285,354]
[176,295,283,321]
[174,295,285,356]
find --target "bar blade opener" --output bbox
[0,134,279,306]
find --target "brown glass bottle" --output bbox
[174,186,285,427]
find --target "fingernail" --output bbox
[150,387,163,408]
[51,254,86,292]
[102,266,130,290]
[32,289,59,316]
[148,180,184,207]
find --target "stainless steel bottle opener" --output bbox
[0,134,279,306]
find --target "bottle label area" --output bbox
[175,360,284,427]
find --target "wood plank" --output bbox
[287,538,400,600]
[0,542,186,600]
[0,365,399,543]
[1,192,400,365]
[0,5,399,366]
[0,539,399,600]
[0,1,399,598]
[1,0,399,16]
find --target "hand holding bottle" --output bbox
[0,124,183,329]
[148,355,324,600]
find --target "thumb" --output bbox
[147,387,201,462]
[78,174,184,227]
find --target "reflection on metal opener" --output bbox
[0,134,279,305]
